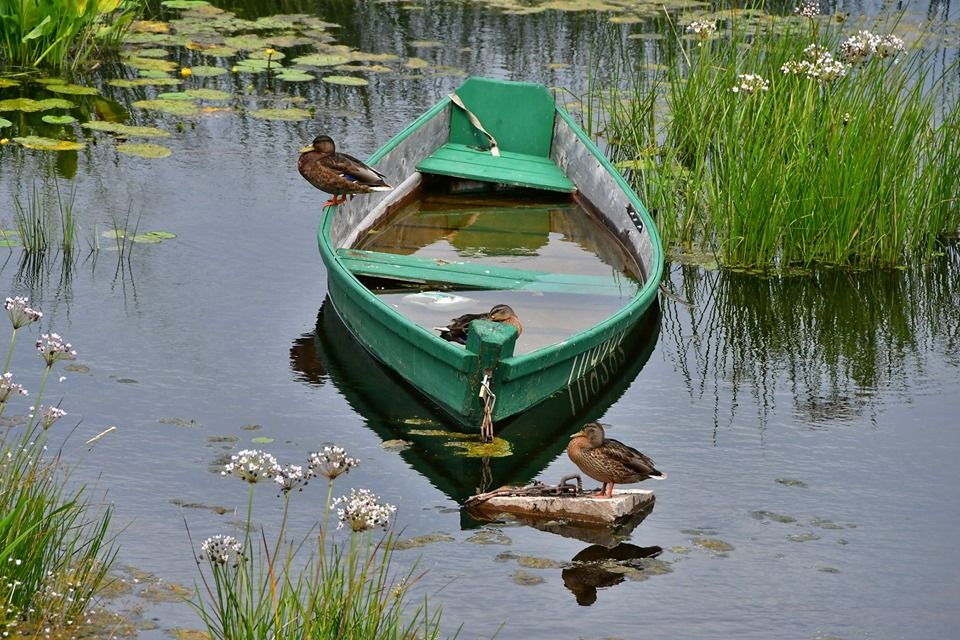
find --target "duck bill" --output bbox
[569,430,586,439]
[299,145,313,153]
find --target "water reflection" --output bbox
[661,242,960,435]
[289,297,660,503]
[562,543,665,606]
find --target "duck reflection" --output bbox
[288,297,660,505]
[562,543,664,606]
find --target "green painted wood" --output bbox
[448,77,556,156]
[337,248,631,295]
[416,143,575,192]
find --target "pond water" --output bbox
[1,1,959,639]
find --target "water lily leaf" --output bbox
[276,70,314,82]
[185,88,231,100]
[186,65,228,77]
[249,107,310,121]
[251,436,274,444]
[125,47,168,58]
[224,34,271,50]
[161,0,211,8]
[322,75,369,86]
[126,57,179,72]
[142,231,176,239]
[45,83,99,96]
[39,98,75,109]
[109,78,182,87]
[35,77,66,85]
[41,115,77,125]
[233,59,270,73]
[410,39,443,47]
[13,136,84,151]
[249,49,286,61]
[0,78,20,88]
[82,121,171,138]
[334,63,392,73]
[0,98,46,112]
[348,51,400,62]
[292,53,349,67]
[118,143,172,159]
[404,57,429,69]
[131,20,170,34]
[156,92,195,101]
[202,46,238,57]
[132,99,201,116]
[138,69,175,79]
[0,117,11,128]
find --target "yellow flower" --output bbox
[98,0,121,11]
[265,48,277,57]
[180,67,192,78]
[231,66,239,73]
[0,138,8,146]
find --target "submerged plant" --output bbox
[192,446,444,640]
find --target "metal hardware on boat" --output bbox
[479,371,497,443]
[626,203,644,233]
[464,475,587,507]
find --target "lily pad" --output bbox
[292,53,350,67]
[41,115,77,125]
[39,98,76,110]
[132,99,201,116]
[156,92,195,101]
[322,75,369,86]
[109,78,183,87]
[0,98,47,112]
[185,65,228,77]
[13,136,84,151]
[161,0,211,7]
[118,143,172,159]
[249,49,286,61]
[276,70,315,82]
[202,46,239,57]
[404,57,430,69]
[0,117,11,128]
[81,121,171,138]
[185,88,232,100]
[138,69,176,79]
[251,436,274,444]
[126,57,179,72]
[141,231,176,239]
[126,47,169,58]
[249,107,310,121]
[0,78,20,88]
[233,59,271,73]
[45,83,99,96]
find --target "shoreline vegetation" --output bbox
[589,3,959,271]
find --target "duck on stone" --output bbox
[298,134,392,206]
[435,304,522,345]
[567,422,666,498]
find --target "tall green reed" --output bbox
[0,0,141,69]
[0,295,116,637]
[191,446,448,640]
[595,8,960,270]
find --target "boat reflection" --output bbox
[289,296,660,505]
[562,543,665,606]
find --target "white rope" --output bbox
[449,92,500,157]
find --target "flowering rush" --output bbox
[794,0,820,18]
[200,535,243,567]
[334,488,396,532]
[38,405,67,430]
[5,296,42,329]
[839,30,905,64]
[308,445,360,480]
[222,449,281,484]
[684,19,716,39]
[731,73,769,95]
[36,333,77,367]
[781,43,848,83]
[275,464,306,494]
[0,372,28,403]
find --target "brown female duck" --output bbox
[436,304,522,345]
[298,134,392,206]
[567,422,666,498]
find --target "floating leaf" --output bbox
[292,53,350,67]
[251,437,274,444]
[233,59,270,74]
[249,107,310,121]
[39,98,75,109]
[203,46,239,57]
[156,91,195,101]
[130,20,170,33]
[35,77,66,85]
[404,57,429,69]
[126,47,169,58]
[138,69,176,79]
[0,117,11,128]
[276,70,314,82]
[161,0,211,7]
[126,57,179,72]
[109,78,182,87]
[45,83,99,96]
[224,34,272,50]
[334,64,392,73]
[41,115,77,125]
[132,99,201,116]
[82,121,171,138]
[118,143,172,159]
[322,75,369,86]
[0,98,46,112]
[409,39,443,47]
[185,65,228,77]
[0,78,20,88]
[249,50,286,61]
[349,51,399,62]
[13,136,84,151]
[185,88,231,100]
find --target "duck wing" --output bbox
[437,312,485,344]
[602,438,665,478]
[328,152,391,187]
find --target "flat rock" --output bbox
[467,489,654,526]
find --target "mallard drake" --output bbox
[298,134,392,206]
[435,304,522,344]
[567,422,666,498]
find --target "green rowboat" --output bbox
[317,77,664,433]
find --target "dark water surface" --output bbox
[1,1,958,638]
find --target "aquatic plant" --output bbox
[595,9,960,270]
[191,446,446,640]
[0,296,116,637]
[0,0,142,69]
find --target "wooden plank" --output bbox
[337,249,629,296]
[417,143,576,193]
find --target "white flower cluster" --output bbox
[794,0,820,18]
[781,43,848,82]
[333,488,396,532]
[36,333,76,367]
[5,296,42,329]
[200,535,243,567]
[275,464,306,494]
[0,373,28,403]
[685,19,717,39]
[839,30,905,64]
[731,73,769,95]
[39,405,67,430]
[308,445,360,480]
[222,449,281,484]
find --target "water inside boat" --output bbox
[356,189,643,355]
